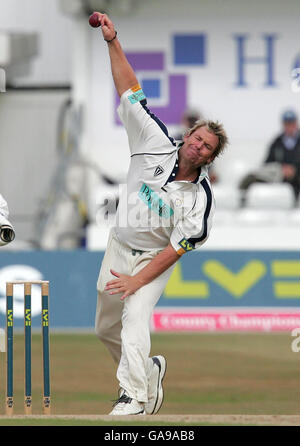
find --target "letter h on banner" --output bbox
[233,34,278,87]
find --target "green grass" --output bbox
[0,332,299,424]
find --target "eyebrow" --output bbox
[195,135,213,150]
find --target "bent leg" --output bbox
[95,290,123,363]
[95,230,131,364]
[117,253,176,402]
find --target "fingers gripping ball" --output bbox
[89,13,101,28]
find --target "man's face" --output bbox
[283,120,298,136]
[181,126,219,167]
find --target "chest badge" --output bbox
[154,165,164,177]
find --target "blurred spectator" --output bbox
[239,110,300,205]
[173,109,219,183]
[173,108,202,141]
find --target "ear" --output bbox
[207,152,217,165]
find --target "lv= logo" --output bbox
[164,261,267,298]
[25,309,31,326]
[42,309,49,327]
[203,261,266,297]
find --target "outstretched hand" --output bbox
[105,269,145,301]
[93,12,116,42]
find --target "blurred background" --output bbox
[0,0,299,336]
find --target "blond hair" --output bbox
[185,120,229,158]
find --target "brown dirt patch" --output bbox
[0,414,300,425]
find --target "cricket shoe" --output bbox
[109,393,145,415]
[145,355,167,415]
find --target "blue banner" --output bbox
[0,252,102,329]
[0,250,299,329]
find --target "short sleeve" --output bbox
[117,84,176,156]
[170,179,215,255]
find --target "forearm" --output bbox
[93,12,138,97]
[105,244,181,300]
[107,38,138,97]
[134,244,181,287]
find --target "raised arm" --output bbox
[93,12,138,97]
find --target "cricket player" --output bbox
[0,194,15,247]
[94,12,228,415]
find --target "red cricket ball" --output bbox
[89,13,101,28]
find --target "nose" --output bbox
[196,140,204,149]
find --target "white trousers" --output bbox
[95,229,175,402]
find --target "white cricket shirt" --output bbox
[0,193,11,227]
[114,85,215,255]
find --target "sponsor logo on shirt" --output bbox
[128,89,146,104]
[178,238,195,252]
[154,165,164,177]
[138,183,174,218]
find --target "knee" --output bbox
[122,309,150,339]
[95,290,110,340]
[95,316,119,344]
[95,318,107,341]
[239,173,256,190]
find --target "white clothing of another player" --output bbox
[0,194,15,247]
[93,12,228,416]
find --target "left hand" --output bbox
[282,164,296,180]
[105,269,144,301]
